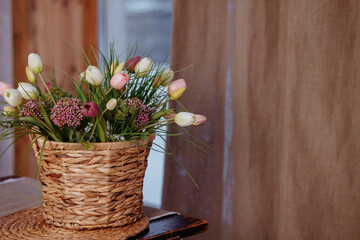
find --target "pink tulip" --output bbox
[110,71,130,90]
[0,82,11,96]
[193,114,207,125]
[168,79,187,100]
[125,56,141,73]
[81,102,99,117]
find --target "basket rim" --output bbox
[31,134,155,151]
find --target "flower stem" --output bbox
[119,77,137,99]
[135,118,173,133]
[150,97,170,114]
[100,86,108,102]
[39,73,55,104]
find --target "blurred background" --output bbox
[1,0,360,239]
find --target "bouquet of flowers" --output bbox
[0,47,206,147]
[0,46,207,232]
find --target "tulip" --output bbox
[28,53,43,74]
[81,102,99,117]
[168,79,187,100]
[0,82,11,96]
[153,68,174,87]
[3,106,15,116]
[25,66,36,83]
[134,57,154,77]
[114,61,125,75]
[160,68,175,86]
[17,82,39,100]
[125,56,141,73]
[174,112,195,127]
[110,71,129,90]
[4,89,22,107]
[193,114,207,125]
[106,98,117,111]
[46,82,53,89]
[109,59,118,74]
[85,65,104,86]
[80,71,86,80]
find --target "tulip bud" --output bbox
[114,61,125,75]
[85,65,104,86]
[81,102,99,117]
[109,59,118,75]
[168,79,187,100]
[160,68,175,86]
[106,98,117,111]
[25,66,36,83]
[3,106,15,116]
[0,82,11,96]
[134,57,154,77]
[80,71,86,81]
[28,53,43,74]
[163,112,176,120]
[153,68,175,87]
[174,112,195,127]
[110,71,129,90]
[193,114,207,125]
[17,82,39,100]
[46,82,53,89]
[125,56,141,73]
[4,89,22,107]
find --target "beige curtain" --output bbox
[162,0,360,239]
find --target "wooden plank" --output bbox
[12,0,97,178]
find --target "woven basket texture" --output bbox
[31,135,155,230]
[0,207,149,240]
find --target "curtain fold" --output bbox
[163,0,360,239]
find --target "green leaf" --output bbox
[96,119,106,142]
[19,117,43,127]
[91,91,101,105]
[80,140,93,150]
[38,99,54,131]
[74,81,88,102]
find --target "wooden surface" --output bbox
[0,177,208,239]
[12,0,97,178]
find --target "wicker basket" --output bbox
[30,135,155,230]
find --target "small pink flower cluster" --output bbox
[124,98,149,128]
[50,98,83,127]
[20,99,46,119]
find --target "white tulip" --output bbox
[28,53,43,74]
[85,65,104,86]
[4,89,22,106]
[160,68,174,86]
[174,112,195,127]
[25,66,36,83]
[134,57,154,77]
[106,98,117,111]
[17,82,39,100]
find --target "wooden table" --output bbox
[0,177,208,239]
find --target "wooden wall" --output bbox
[12,0,97,178]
